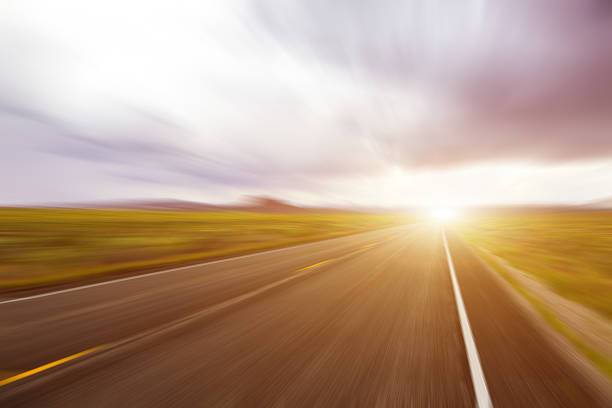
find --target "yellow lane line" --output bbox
[0,242,382,388]
[361,242,377,248]
[2,243,382,387]
[296,259,332,272]
[0,257,340,387]
[0,345,106,387]
[297,241,380,272]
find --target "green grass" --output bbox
[455,211,612,320]
[474,247,612,380]
[0,208,411,289]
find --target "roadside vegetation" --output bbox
[456,211,612,319]
[474,248,612,379]
[455,211,612,378]
[0,208,410,290]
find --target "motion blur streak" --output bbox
[0,345,105,387]
[1,224,609,407]
[1,0,612,406]
[443,229,491,408]
[1,1,612,206]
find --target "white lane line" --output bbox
[0,225,412,305]
[443,229,493,408]
[0,244,322,305]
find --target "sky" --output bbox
[1,0,612,207]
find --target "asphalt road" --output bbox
[0,224,610,407]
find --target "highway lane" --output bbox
[1,224,610,407]
[0,225,412,371]
[446,232,611,407]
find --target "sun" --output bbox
[430,207,457,222]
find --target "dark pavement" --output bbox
[0,224,609,407]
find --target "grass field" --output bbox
[474,247,612,379]
[455,211,612,320]
[455,211,612,378]
[0,208,410,290]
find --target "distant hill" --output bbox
[458,201,612,215]
[83,199,224,212]
[237,196,307,213]
[580,197,612,209]
[453,205,576,216]
[67,196,362,214]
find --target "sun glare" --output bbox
[430,207,456,222]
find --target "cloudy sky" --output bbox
[1,0,612,207]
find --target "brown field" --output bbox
[0,208,410,290]
[455,211,612,319]
[455,211,612,378]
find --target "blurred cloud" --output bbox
[255,0,612,165]
[1,0,612,206]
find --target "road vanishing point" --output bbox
[1,224,610,407]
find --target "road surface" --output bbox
[0,224,609,407]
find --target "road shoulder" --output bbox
[446,231,612,407]
[469,245,612,398]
